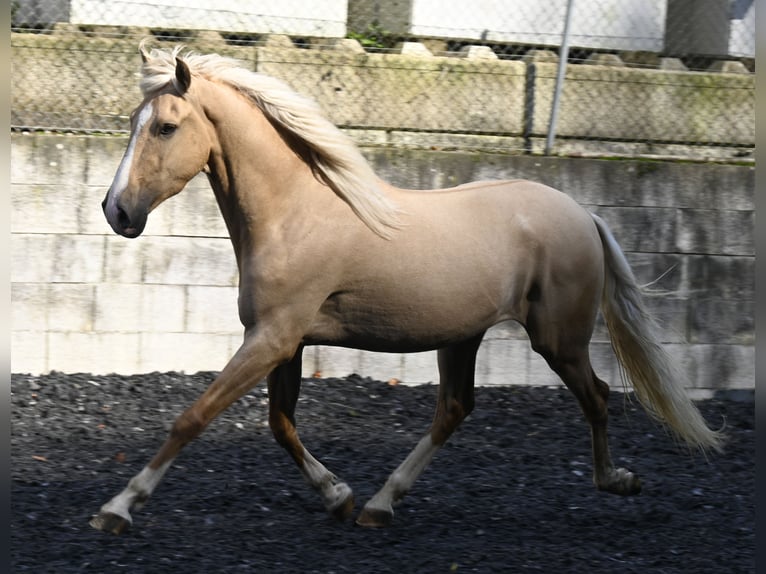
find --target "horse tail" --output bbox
[590,213,724,453]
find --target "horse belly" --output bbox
[304,255,519,353]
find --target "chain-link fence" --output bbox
[11,0,755,159]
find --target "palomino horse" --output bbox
[91,44,722,534]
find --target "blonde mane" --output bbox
[138,42,401,239]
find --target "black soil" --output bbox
[11,371,754,573]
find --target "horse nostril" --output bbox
[117,206,131,229]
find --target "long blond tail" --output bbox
[591,213,724,452]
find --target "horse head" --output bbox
[102,52,211,238]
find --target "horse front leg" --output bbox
[89,331,298,534]
[356,334,483,527]
[267,346,355,520]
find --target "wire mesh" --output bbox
[11,0,755,158]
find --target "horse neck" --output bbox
[199,81,326,253]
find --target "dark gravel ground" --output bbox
[11,371,754,573]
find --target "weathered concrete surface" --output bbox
[527,61,755,145]
[257,43,527,134]
[10,133,754,391]
[10,32,754,160]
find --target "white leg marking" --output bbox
[96,458,174,522]
[300,448,352,513]
[363,435,440,515]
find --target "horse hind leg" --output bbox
[267,347,354,520]
[539,342,642,496]
[356,333,483,527]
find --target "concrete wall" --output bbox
[11,133,754,392]
[10,32,754,161]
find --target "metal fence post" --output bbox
[545,0,575,155]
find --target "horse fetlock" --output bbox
[325,481,355,521]
[329,488,355,521]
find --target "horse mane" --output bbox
[138,42,402,239]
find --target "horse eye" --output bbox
[159,123,177,136]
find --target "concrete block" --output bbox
[658,58,688,71]
[401,351,439,384]
[320,38,366,54]
[457,45,497,60]
[11,183,104,235]
[262,34,295,49]
[475,338,524,386]
[528,62,754,146]
[102,238,149,285]
[707,60,750,74]
[685,255,754,301]
[395,42,432,57]
[11,330,48,374]
[138,332,237,374]
[47,284,97,332]
[591,206,677,252]
[699,163,755,212]
[675,209,754,256]
[584,53,625,67]
[184,286,241,334]
[684,343,754,390]
[312,346,363,379]
[358,351,405,382]
[10,132,89,186]
[134,236,238,286]
[522,50,558,63]
[301,346,321,378]
[12,283,49,331]
[94,283,186,333]
[689,299,754,345]
[477,339,557,387]
[12,234,54,283]
[12,234,105,284]
[48,331,141,375]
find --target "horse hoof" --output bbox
[89,511,132,535]
[330,492,355,521]
[596,467,642,496]
[355,506,394,528]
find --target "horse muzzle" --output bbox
[102,196,148,238]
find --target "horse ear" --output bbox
[175,57,192,93]
[139,39,150,63]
